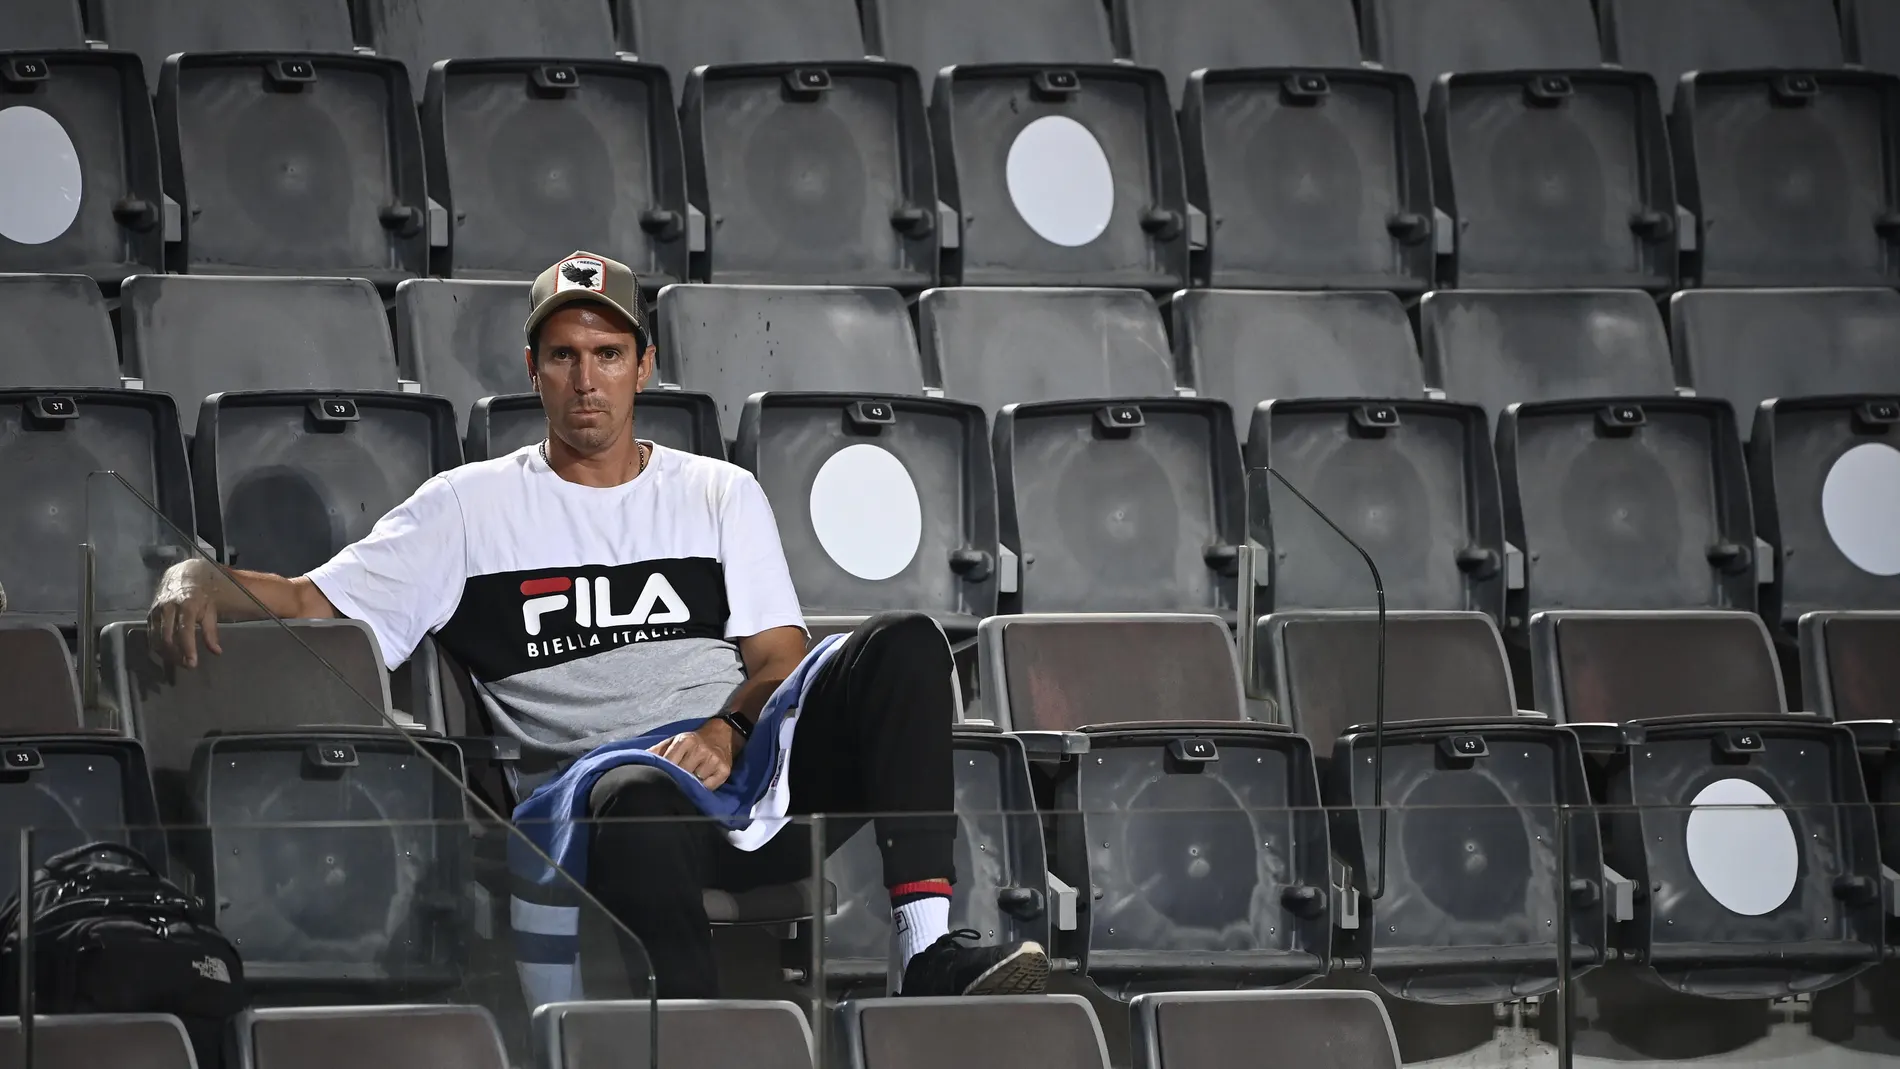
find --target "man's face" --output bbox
[525,304,655,455]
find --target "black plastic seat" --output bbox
[1183,68,1433,291]
[0,273,121,388]
[683,62,936,288]
[534,999,814,1069]
[735,393,998,626]
[1673,71,1900,288]
[863,0,1115,90]
[237,1005,507,1069]
[121,275,400,432]
[841,996,1111,1069]
[655,283,925,438]
[978,613,1330,991]
[1172,290,1425,409]
[1429,70,1677,289]
[192,390,461,578]
[157,52,428,283]
[1114,0,1363,100]
[919,287,1176,416]
[355,0,620,101]
[996,398,1244,615]
[1845,0,1900,77]
[0,50,163,284]
[1671,288,1900,438]
[930,65,1190,289]
[0,1,84,50]
[1259,609,1606,1003]
[0,1014,198,1069]
[93,0,356,92]
[1800,612,1900,723]
[394,278,531,430]
[1418,289,1676,425]
[618,0,866,100]
[423,58,689,285]
[466,389,723,463]
[1598,0,1844,105]
[1359,0,1602,100]
[1129,991,1400,1069]
[0,387,192,622]
[1528,609,1884,998]
[0,622,80,733]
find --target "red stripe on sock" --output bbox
[888,879,952,900]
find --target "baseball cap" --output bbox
[524,251,649,349]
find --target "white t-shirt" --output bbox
[306,442,807,755]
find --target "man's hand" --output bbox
[148,559,226,668]
[650,718,743,790]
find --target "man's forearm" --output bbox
[166,560,336,620]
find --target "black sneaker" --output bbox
[899,929,1050,996]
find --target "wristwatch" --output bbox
[711,709,753,742]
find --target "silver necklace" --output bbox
[542,438,648,479]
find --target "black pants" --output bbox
[584,611,957,998]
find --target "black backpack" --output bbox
[0,842,250,1068]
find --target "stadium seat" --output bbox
[468,388,724,462]
[0,1014,198,1069]
[1598,0,1844,105]
[1428,70,1677,290]
[1247,397,1505,621]
[1172,290,1425,407]
[0,50,164,283]
[0,273,121,388]
[1257,610,1607,1002]
[1182,68,1434,291]
[863,0,1115,87]
[682,62,937,288]
[394,278,532,428]
[1670,288,1900,438]
[120,275,400,433]
[1528,610,1884,998]
[1672,70,1900,288]
[191,391,461,578]
[235,1005,507,1069]
[1358,0,1602,99]
[354,0,620,101]
[156,52,428,282]
[92,0,356,92]
[930,65,1191,289]
[995,398,1245,615]
[1750,395,1900,632]
[0,622,80,733]
[919,287,1176,416]
[618,0,866,99]
[100,620,469,989]
[534,999,814,1069]
[1418,289,1676,424]
[978,614,1331,989]
[0,1,84,50]
[1844,0,1900,77]
[1799,611,1900,723]
[422,59,689,285]
[1498,397,1757,619]
[655,284,925,437]
[1113,0,1364,100]
[735,394,998,626]
[0,387,193,621]
[842,996,1111,1069]
[1129,990,1400,1069]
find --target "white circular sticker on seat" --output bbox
[0,106,82,245]
[1822,442,1900,576]
[1685,778,1797,916]
[809,443,922,581]
[1005,115,1113,248]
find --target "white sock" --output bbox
[890,895,952,989]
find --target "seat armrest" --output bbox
[450,735,521,763]
[1013,731,1089,761]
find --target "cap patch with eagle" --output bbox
[526,250,647,348]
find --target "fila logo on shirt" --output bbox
[521,573,689,649]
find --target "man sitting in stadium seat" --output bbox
[146,251,1049,1001]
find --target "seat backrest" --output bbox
[0,622,82,733]
[0,0,84,49]
[95,0,356,90]
[1598,0,1844,99]
[1115,0,1363,97]
[1672,289,1900,436]
[536,999,814,1069]
[0,1014,197,1069]
[394,279,532,427]
[355,0,619,98]
[656,283,924,437]
[1173,290,1423,414]
[239,1006,507,1069]
[865,0,1114,84]
[1800,612,1900,721]
[0,273,120,388]
[1360,0,1602,97]
[1530,610,1786,722]
[1418,289,1674,423]
[1131,991,1400,1069]
[979,614,1245,730]
[920,288,1176,416]
[844,996,1110,1069]
[1845,0,1900,76]
[121,275,398,432]
[621,0,865,97]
